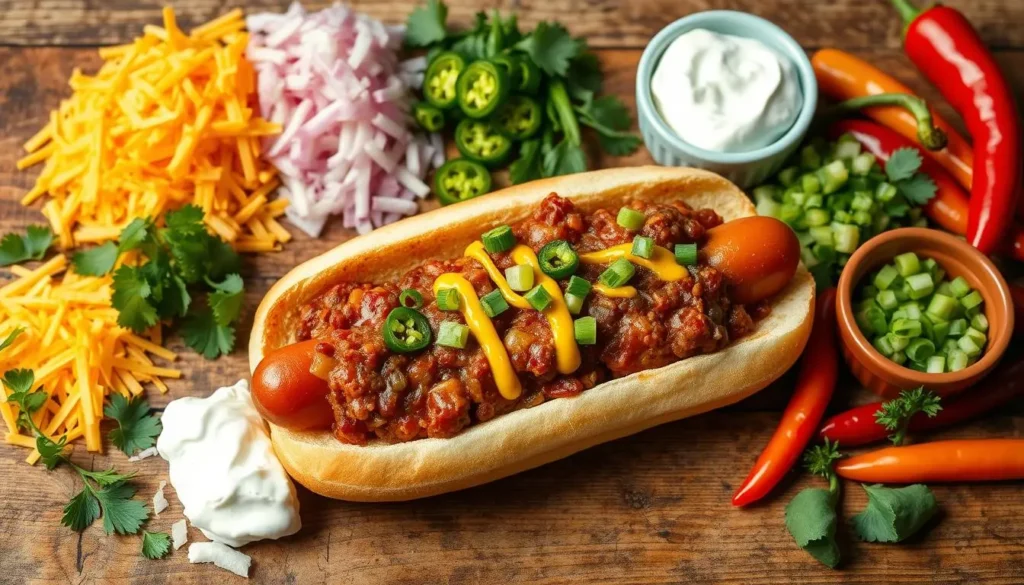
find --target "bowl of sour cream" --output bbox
[636,11,817,188]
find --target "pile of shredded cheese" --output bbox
[16,7,291,253]
[0,256,179,465]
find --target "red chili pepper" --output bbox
[836,439,1024,483]
[819,356,1024,447]
[891,0,1023,253]
[829,119,1024,263]
[732,288,838,507]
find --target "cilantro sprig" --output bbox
[875,386,942,445]
[785,439,843,569]
[105,394,162,456]
[885,148,938,206]
[0,226,53,266]
[852,484,937,543]
[2,369,67,468]
[71,205,244,359]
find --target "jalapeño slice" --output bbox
[383,307,432,353]
[538,240,579,279]
[494,95,542,140]
[412,102,445,132]
[455,119,513,167]
[424,52,466,110]
[456,60,509,118]
[434,158,493,206]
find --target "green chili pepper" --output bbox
[412,102,445,132]
[494,95,542,140]
[537,240,579,279]
[382,307,432,353]
[454,119,513,167]
[516,57,541,94]
[485,10,505,57]
[456,60,509,118]
[490,54,523,91]
[434,158,493,205]
[424,52,466,110]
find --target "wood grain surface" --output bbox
[0,1,1022,584]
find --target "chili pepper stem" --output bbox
[891,0,923,26]
[827,473,840,505]
[832,94,948,150]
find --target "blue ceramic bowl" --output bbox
[636,11,817,188]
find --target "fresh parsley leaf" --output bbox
[104,394,162,456]
[786,487,841,568]
[37,434,68,470]
[62,488,101,532]
[0,328,23,352]
[142,531,172,559]
[405,0,448,48]
[78,467,135,487]
[542,139,587,178]
[94,482,149,535]
[72,242,119,276]
[111,266,159,333]
[207,274,244,327]
[181,310,236,359]
[510,139,544,185]
[897,173,938,206]
[885,148,923,183]
[205,239,242,283]
[19,390,48,414]
[852,484,937,543]
[2,368,35,396]
[875,386,941,445]
[0,226,53,266]
[515,21,580,77]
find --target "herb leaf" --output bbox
[510,139,544,185]
[95,482,149,535]
[576,96,641,156]
[542,139,587,178]
[0,226,53,266]
[72,242,119,276]
[104,394,162,456]
[0,328,24,352]
[37,434,68,470]
[78,467,135,487]
[405,0,448,48]
[515,21,580,77]
[897,173,938,205]
[62,488,101,532]
[207,274,244,327]
[852,484,937,543]
[785,487,841,568]
[875,386,941,445]
[181,310,235,359]
[885,148,922,183]
[111,266,159,333]
[142,531,172,559]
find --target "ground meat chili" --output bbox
[295,194,763,445]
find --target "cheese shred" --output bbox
[18,7,288,253]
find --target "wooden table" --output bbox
[1,1,1022,583]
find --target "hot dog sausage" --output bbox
[701,216,801,305]
[252,339,334,430]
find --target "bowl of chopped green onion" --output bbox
[836,228,1014,399]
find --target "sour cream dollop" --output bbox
[651,28,803,153]
[157,379,301,547]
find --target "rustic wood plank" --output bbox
[2,0,1024,50]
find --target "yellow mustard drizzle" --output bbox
[464,241,582,375]
[433,273,522,400]
[579,243,689,281]
[592,283,637,298]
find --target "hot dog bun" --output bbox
[249,166,815,501]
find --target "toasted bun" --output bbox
[250,166,815,501]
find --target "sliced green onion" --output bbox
[831,223,860,254]
[524,285,552,311]
[957,335,981,358]
[874,335,895,357]
[948,349,969,371]
[876,289,898,311]
[480,289,509,318]
[960,290,984,312]
[482,225,516,253]
[925,293,956,320]
[778,166,800,187]
[906,338,935,363]
[926,355,946,373]
[900,303,922,321]
[802,174,822,194]
[819,159,850,194]
[399,288,424,308]
[970,313,989,332]
[505,264,534,291]
[965,327,987,348]
[674,243,698,266]
[599,258,635,288]
[948,318,968,337]
[852,152,875,175]
[891,350,908,365]
[905,272,934,300]
[805,208,831,226]
[631,236,654,259]
[834,138,861,160]
[437,321,470,349]
[873,265,900,290]
[931,320,950,344]
[875,182,898,202]
[565,293,585,315]
[942,338,960,355]
[949,276,972,299]
[894,252,921,276]
[435,288,460,311]
[566,275,592,298]
[805,194,824,209]
[887,333,911,352]
[574,316,597,345]
[616,207,645,231]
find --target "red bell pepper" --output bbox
[819,356,1024,447]
[891,0,1023,254]
[732,288,838,507]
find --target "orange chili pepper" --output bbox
[836,439,1024,483]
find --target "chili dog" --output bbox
[249,167,815,501]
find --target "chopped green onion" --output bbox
[948,349,969,371]
[931,320,950,344]
[949,276,972,298]
[599,259,635,288]
[900,303,922,321]
[674,243,698,266]
[505,265,534,292]
[891,350,907,365]
[906,338,935,363]
[875,182,898,202]
[437,321,470,349]
[399,288,424,309]
[874,335,895,357]
[925,293,956,320]
[965,327,987,348]
[616,208,645,231]
[874,265,900,290]
[957,335,981,358]
[887,333,910,352]
[852,152,875,175]
[480,290,509,318]
[905,272,934,300]
[948,318,968,337]
[961,290,984,312]
[565,293,585,315]
[970,313,989,332]
[482,225,516,253]
[802,174,822,194]
[831,223,860,253]
[435,288,460,311]
[566,275,592,298]
[834,138,861,160]
[524,285,552,311]
[778,166,800,187]
[631,236,654,259]
[574,316,597,345]
[805,209,831,227]
[926,355,946,373]
[894,252,921,276]
[819,160,849,194]
[876,290,898,311]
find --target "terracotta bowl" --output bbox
[836,228,1014,399]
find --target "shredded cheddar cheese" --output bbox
[0,257,179,464]
[17,7,290,252]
